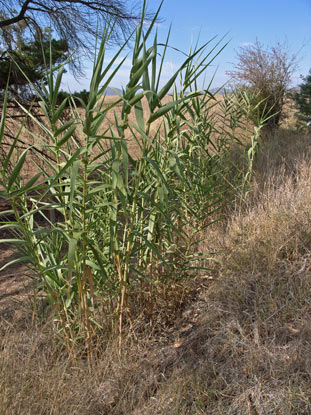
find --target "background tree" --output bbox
[0,1,155,73]
[0,22,68,99]
[227,40,298,129]
[290,69,311,127]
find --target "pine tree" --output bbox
[291,70,311,126]
[0,23,68,99]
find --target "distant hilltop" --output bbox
[209,86,232,95]
[104,87,122,96]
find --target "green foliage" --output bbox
[221,88,274,190]
[290,69,311,125]
[56,89,90,106]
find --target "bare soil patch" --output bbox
[0,243,33,320]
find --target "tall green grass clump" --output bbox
[0,1,266,358]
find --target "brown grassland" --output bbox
[1,91,311,414]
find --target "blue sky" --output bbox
[61,0,311,92]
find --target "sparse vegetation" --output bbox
[1,2,311,414]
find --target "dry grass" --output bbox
[1,128,311,414]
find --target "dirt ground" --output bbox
[0,243,33,320]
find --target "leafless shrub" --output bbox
[227,40,299,130]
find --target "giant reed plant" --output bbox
[0,1,264,358]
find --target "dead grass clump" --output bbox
[253,128,311,187]
[0,321,100,415]
[228,157,311,274]
[0,316,184,415]
[224,128,311,197]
